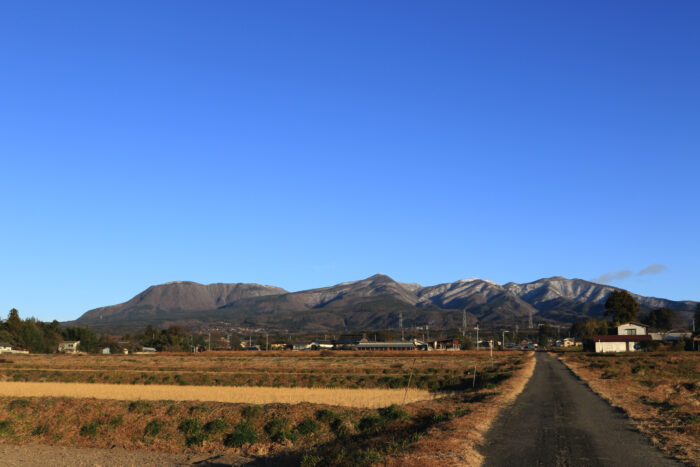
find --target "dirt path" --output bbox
[480,352,680,466]
[0,443,251,466]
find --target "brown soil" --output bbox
[0,443,251,466]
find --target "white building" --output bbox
[0,342,12,353]
[594,335,651,353]
[617,322,648,336]
[593,323,652,353]
[58,341,80,353]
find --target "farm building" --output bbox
[432,338,460,350]
[334,334,369,349]
[593,323,652,352]
[311,340,334,350]
[0,342,12,353]
[617,322,648,336]
[58,341,80,353]
[292,341,313,351]
[356,340,428,351]
[648,329,693,341]
[593,335,651,353]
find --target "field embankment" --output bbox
[557,351,700,466]
[383,351,536,466]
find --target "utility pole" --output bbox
[266,332,269,351]
[475,324,480,350]
[502,330,509,349]
[462,309,467,337]
[399,312,404,341]
[208,332,211,352]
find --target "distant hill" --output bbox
[69,274,697,333]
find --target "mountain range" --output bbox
[69,275,698,334]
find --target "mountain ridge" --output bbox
[70,274,697,333]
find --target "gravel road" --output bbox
[480,352,681,467]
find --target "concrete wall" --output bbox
[595,341,639,353]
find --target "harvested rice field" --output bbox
[0,351,516,391]
[0,351,534,465]
[0,381,432,407]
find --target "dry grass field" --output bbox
[0,351,496,391]
[0,381,432,407]
[557,352,700,466]
[0,351,535,466]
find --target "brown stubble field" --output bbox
[0,350,535,466]
[0,351,513,390]
[557,352,700,466]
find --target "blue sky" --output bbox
[1,1,698,321]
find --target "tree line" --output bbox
[0,309,213,353]
[567,291,700,350]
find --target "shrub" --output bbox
[315,408,339,424]
[300,454,323,467]
[108,415,123,428]
[378,404,409,422]
[144,420,164,437]
[204,418,227,434]
[31,424,49,436]
[242,405,262,419]
[80,423,99,437]
[264,416,294,443]
[7,399,30,411]
[0,420,14,436]
[224,420,259,447]
[355,450,382,464]
[296,418,321,435]
[358,415,383,433]
[178,418,201,436]
[185,432,206,447]
[189,404,207,414]
[128,400,152,413]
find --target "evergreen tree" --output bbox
[6,308,21,338]
[604,290,640,325]
[643,307,675,330]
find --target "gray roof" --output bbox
[356,341,416,348]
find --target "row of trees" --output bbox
[0,309,104,353]
[568,291,700,349]
[602,289,698,331]
[1,309,228,354]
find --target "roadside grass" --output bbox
[558,352,700,466]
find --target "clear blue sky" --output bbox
[1,1,698,321]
